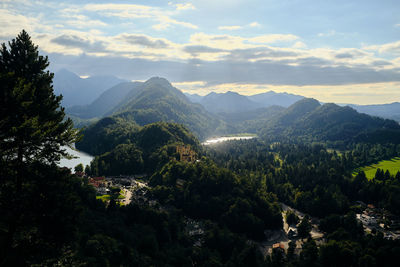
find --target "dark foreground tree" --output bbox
[0,30,79,265]
[0,30,78,163]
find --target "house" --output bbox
[176,145,197,162]
[89,177,106,188]
[272,243,285,250]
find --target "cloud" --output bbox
[174,3,195,10]
[318,30,336,37]
[365,40,400,56]
[48,53,400,87]
[152,16,198,30]
[335,53,354,59]
[60,13,107,29]
[218,25,242,31]
[84,3,197,30]
[118,34,169,48]
[223,47,300,61]
[292,41,307,49]
[84,4,154,18]
[0,9,41,40]
[184,45,226,54]
[51,34,107,53]
[249,22,261,28]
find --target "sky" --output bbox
[1,0,400,104]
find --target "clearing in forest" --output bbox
[353,157,400,180]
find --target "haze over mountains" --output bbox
[55,70,400,142]
[53,69,125,107]
[349,102,400,122]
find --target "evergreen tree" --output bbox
[0,30,78,164]
[74,163,84,173]
[298,215,312,239]
[0,30,79,264]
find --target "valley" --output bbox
[2,35,400,266]
[53,72,400,266]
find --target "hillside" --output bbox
[261,98,400,145]
[53,69,125,107]
[184,93,203,103]
[349,102,400,122]
[248,91,304,108]
[111,77,230,139]
[77,120,200,175]
[200,91,262,114]
[66,82,143,119]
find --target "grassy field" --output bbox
[353,157,400,180]
[96,190,125,202]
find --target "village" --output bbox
[73,144,197,206]
[354,201,400,240]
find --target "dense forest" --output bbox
[2,31,400,266]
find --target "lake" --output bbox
[202,136,256,145]
[58,145,94,170]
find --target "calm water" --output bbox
[202,136,256,145]
[58,145,94,169]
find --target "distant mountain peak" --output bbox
[144,77,172,88]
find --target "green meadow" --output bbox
[353,157,400,180]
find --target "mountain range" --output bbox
[53,69,125,107]
[348,102,400,122]
[185,90,304,114]
[53,70,400,144]
[55,70,400,123]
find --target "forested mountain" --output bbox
[67,82,143,119]
[53,69,125,107]
[261,98,400,145]
[83,121,201,175]
[349,102,400,122]
[108,77,230,139]
[199,91,262,114]
[184,92,203,103]
[248,91,304,108]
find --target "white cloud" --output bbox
[84,3,198,30]
[152,16,198,30]
[318,30,336,37]
[218,25,242,31]
[84,4,154,18]
[175,3,195,10]
[292,41,307,49]
[364,40,400,56]
[0,9,39,39]
[249,22,261,28]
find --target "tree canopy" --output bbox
[0,30,79,265]
[0,30,78,164]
